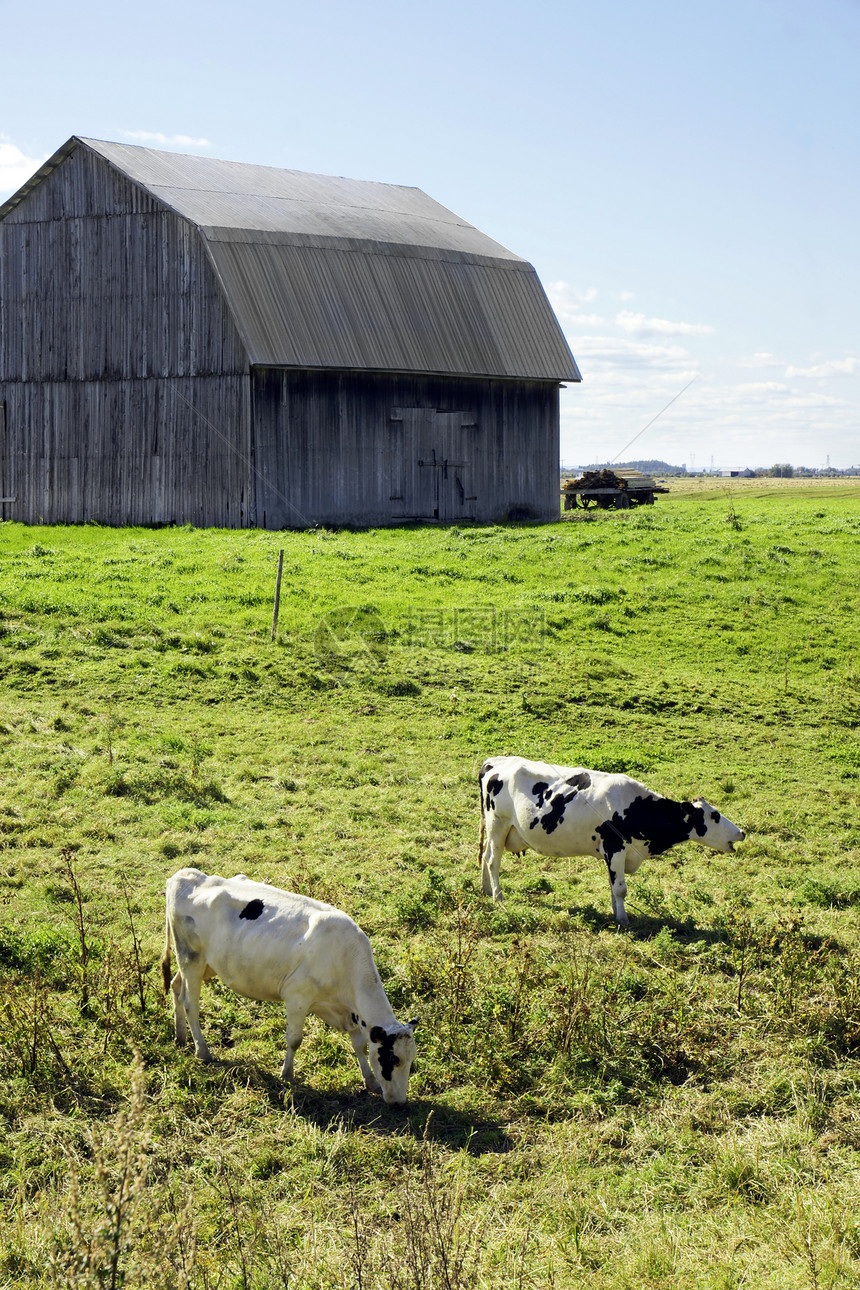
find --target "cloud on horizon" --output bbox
[548,279,858,466]
[119,131,213,149]
[0,138,49,197]
[615,310,715,338]
[785,356,860,379]
[0,129,214,198]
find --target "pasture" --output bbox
[1,478,859,1288]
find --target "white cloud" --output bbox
[736,351,781,369]
[573,334,693,369]
[785,357,860,379]
[546,281,601,324]
[615,310,715,338]
[558,312,606,328]
[119,131,213,149]
[782,391,843,409]
[546,288,855,469]
[546,282,607,330]
[547,280,597,306]
[0,138,49,197]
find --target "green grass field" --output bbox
[1,478,859,1288]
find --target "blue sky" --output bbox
[2,0,858,468]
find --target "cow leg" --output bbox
[169,970,188,1046]
[481,818,511,901]
[606,858,629,930]
[480,827,497,897]
[173,957,214,1061]
[348,1024,381,1094]
[280,1004,308,1082]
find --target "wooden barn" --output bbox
[0,136,580,528]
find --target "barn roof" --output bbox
[0,136,580,383]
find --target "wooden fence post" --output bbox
[271,548,284,641]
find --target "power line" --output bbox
[611,376,699,464]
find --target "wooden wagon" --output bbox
[561,469,670,511]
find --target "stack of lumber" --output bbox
[562,469,629,492]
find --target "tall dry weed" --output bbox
[48,1052,197,1290]
[346,1116,481,1290]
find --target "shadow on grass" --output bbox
[201,1057,514,1153]
[574,903,839,955]
[574,902,728,944]
[292,1091,515,1155]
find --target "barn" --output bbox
[0,136,580,529]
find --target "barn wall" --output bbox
[0,146,253,526]
[0,376,253,526]
[0,148,249,383]
[252,369,560,528]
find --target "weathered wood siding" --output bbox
[0,376,252,526]
[252,370,559,527]
[0,142,565,530]
[0,147,253,525]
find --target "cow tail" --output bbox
[477,768,486,871]
[161,914,173,994]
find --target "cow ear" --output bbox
[369,1025,385,1043]
[408,1018,419,1030]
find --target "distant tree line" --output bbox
[563,460,859,478]
[580,459,686,474]
[758,465,859,477]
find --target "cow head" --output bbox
[691,798,745,852]
[368,1021,418,1105]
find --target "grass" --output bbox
[0,479,859,1287]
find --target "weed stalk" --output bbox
[121,881,148,1015]
[60,845,91,1009]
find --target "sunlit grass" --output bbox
[1,484,859,1286]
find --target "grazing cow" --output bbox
[479,757,745,927]
[162,869,418,1104]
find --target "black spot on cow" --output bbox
[531,781,551,808]
[596,813,627,863]
[531,789,576,834]
[566,772,591,791]
[484,774,504,812]
[369,1025,400,1083]
[711,810,721,823]
[595,794,706,861]
[351,1012,359,1026]
[687,804,707,837]
[239,898,264,921]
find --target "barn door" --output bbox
[390,408,477,520]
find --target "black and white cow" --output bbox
[479,757,745,927]
[162,869,417,1104]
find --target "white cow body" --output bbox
[479,757,745,927]
[162,869,417,1104]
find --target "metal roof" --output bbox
[1,136,581,382]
